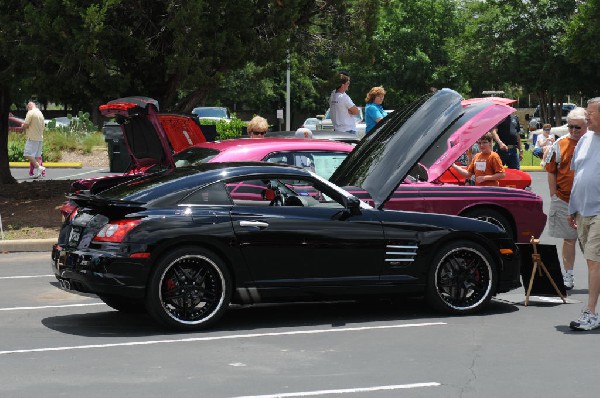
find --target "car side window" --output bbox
[181,183,233,205]
[225,176,344,209]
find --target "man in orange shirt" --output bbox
[451,132,505,186]
[544,107,587,289]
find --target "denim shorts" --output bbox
[23,140,43,158]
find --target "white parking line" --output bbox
[0,322,446,356]
[0,275,54,280]
[231,382,441,397]
[55,168,108,180]
[0,303,104,312]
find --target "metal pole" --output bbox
[0,213,4,240]
[286,52,291,131]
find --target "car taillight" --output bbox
[67,207,79,222]
[93,220,142,243]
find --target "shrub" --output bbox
[196,113,246,140]
[8,135,25,162]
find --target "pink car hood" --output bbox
[427,101,515,181]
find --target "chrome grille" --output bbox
[385,244,418,264]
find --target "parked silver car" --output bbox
[317,107,366,137]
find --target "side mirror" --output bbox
[345,195,361,215]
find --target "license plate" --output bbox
[69,227,81,244]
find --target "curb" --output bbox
[9,162,83,168]
[0,238,55,253]
[521,166,543,172]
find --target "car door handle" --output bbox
[239,221,269,229]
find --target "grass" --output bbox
[1,226,59,240]
[521,148,543,167]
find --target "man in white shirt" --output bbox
[567,97,600,331]
[21,101,46,178]
[329,73,359,133]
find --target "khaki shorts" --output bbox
[548,195,578,240]
[576,214,600,262]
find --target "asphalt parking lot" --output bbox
[1,171,599,398]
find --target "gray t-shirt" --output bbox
[569,131,600,217]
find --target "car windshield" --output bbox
[264,151,349,180]
[193,108,228,118]
[173,147,221,167]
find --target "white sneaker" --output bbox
[570,308,600,331]
[563,271,574,290]
[33,165,46,178]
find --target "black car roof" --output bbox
[98,162,313,202]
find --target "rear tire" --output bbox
[146,247,231,330]
[426,240,497,314]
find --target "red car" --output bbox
[440,164,532,189]
[9,112,24,132]
[64,95,546,243]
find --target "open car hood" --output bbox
[99,96,206,171]
[330,89,515,209]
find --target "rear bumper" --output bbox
[51,244,149,299]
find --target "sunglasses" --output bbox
[251,131,267,135]
[567,125,582,130]
[543,128,551,132]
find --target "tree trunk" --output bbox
[0,85,17,185]
[174,88,211,114]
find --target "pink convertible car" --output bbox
[65,94,546,243]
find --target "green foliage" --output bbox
[218,116,247,140]
[81,132,106,154]
[7,127,104,162]
[7,134,25,162]
[198,115,247,140]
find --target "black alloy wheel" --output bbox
[426,241,497,314]
[146,247,231,330]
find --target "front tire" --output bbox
[426,241,497,314]
[146,247,231,330]
[462,208,514,241]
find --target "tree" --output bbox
[0,0,31,184]
[347,0,464,109]
[563,0,600,98]
[1,0,373,183]
[450,0,583,123]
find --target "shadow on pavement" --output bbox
[41,296,519,338]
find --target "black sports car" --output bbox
[52,89,522,330]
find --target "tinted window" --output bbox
[182,183,232,205]
[174,147,221,167]
[98,169,200,202]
